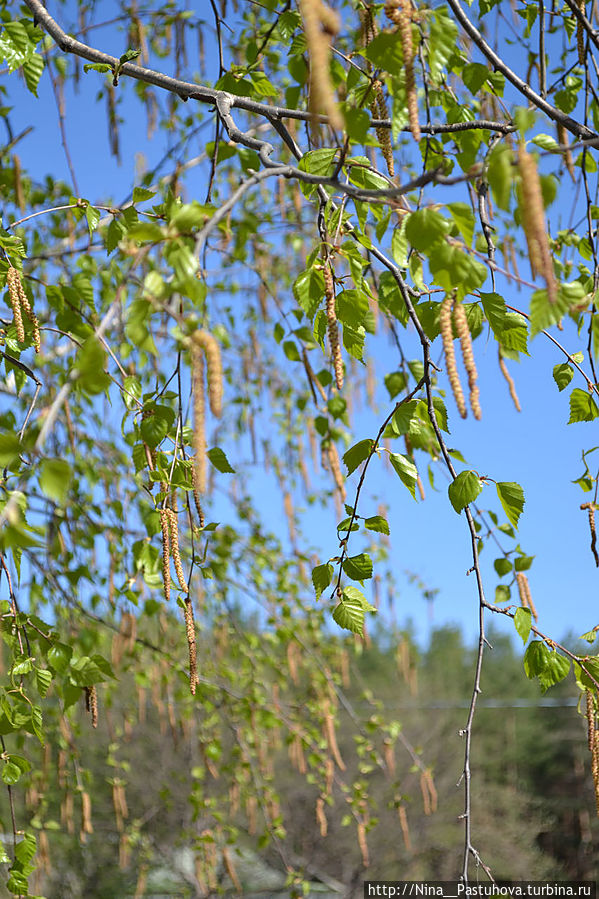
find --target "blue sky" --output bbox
[3,1,598,656]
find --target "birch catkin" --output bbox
[440,294,467,419]
[323,257,343,390]
[385,0,420,142]
[580,502,599,567]
[299,0,343,130]
[191,343,207,495]
[453,301,481,420]
[517,143,558,305]
[6,266,24,343]
[191,329,223,418]
[498,350,521,412]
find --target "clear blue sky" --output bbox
[4,1,598,655]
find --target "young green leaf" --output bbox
[514,606,532,644]
[342,553,373,581]
[496,481,525,528]
[343,439,373,475]
[389,453,418,499]
[312,563,333,598]
[207,447,236,473]
[448,470,483,514]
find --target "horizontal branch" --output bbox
[25,0,517,139]
[445,0,597,140]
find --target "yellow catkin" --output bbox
[84,685,98,728]
[316,796,328,836]
[222,847,242,892]
[398,803,412,851]
[357,818,370,867]
[557,123,576,181]
[498,350,521,412]
[516,571,538,620]
[167,508,188,592]
[371,80,394,177]
[191,344,207,495]
[12,155,25,213]
[191,329,223,418]
[453,301,482,420]
[183,595,198,695]
[386,0,420,142]
[323,257,343,390]
[9,266,40,352]
[323,700,346,770]
[587,689,596,752]
[592,731,599,817]
[440,294,467,419]
[580,502,599,567]
[80,790,93,838]
[383,739,396,777]
[326,442,347,500]
[6,266,24,343]
[299,0,343,131]
[518,143,558,305]
[576,0,585,64]
[159,506,171,604]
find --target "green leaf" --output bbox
[140,405,175,448]
[552,363,574,391]
[336,289,369,329]
[448,470,483,514]
[446,202,475,247]
[496,481,525,528]
[364,515,390,535]
[0,434,22,467]
[342,553,373,581]
[495,584,510,603]
[343,439,373,475]
[523,640,548,677]
[207,446,236,473]
[333,585,376,636]
[389,452,418,499]
[514,607,532,644]
[405,208,449,251]
[83,63,112,74]
[293,267,325,319]
[494,557,512,577]
[85,205,100,235]
[132,187,157,203]
[127,222,166,242]
[312,563,333,598]
[39,459,72,505]
[568,388,599,423]
[76,337,111,395]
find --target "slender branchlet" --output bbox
[323,256,344,390]
[453,301,481,420]
[498,350,521,412]
[517,142,558,305]
[191,343,207,495]
[385,0,421,142]
[440,294,467,419]
[191,329,223,418]
[580,502,599,567]
[299,0,343,131]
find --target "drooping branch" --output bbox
[445,0,597,139]
[25,0,519,139]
